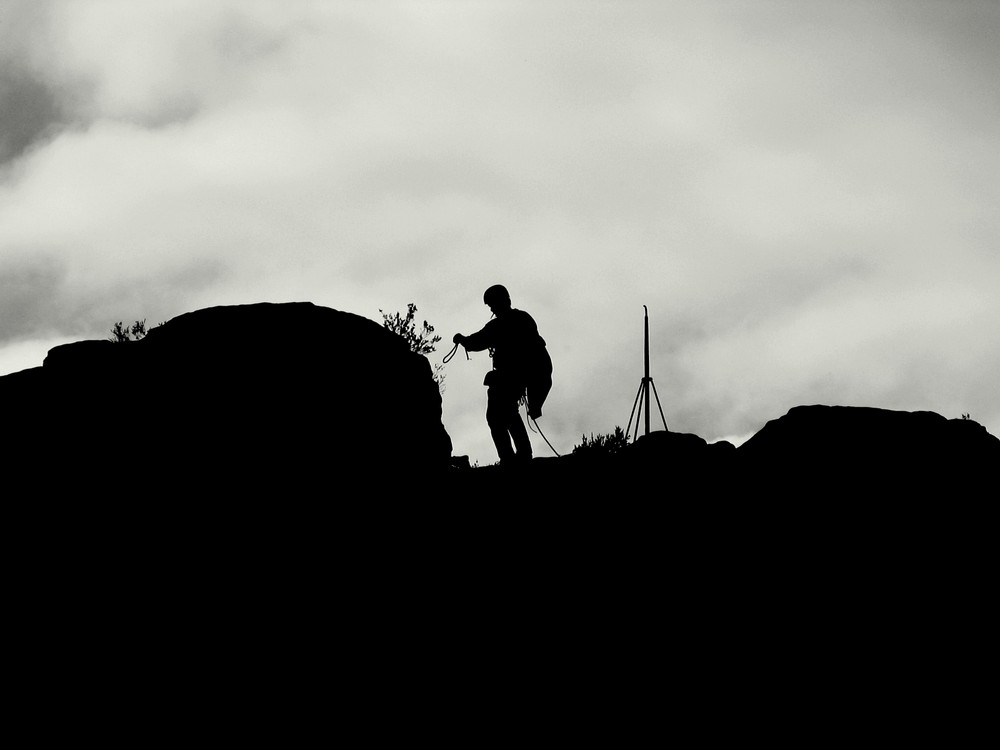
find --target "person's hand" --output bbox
[453,333,465,344]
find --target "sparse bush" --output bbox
[109,319,164,343]
[572,426,628,457]
[110,319,149,343]
[381,302,445,391]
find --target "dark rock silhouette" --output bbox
[1,301,451,493]
[737,404,998,489]
[449,405,997,498]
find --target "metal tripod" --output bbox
[626,305,668,441]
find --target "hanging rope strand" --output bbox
[523,399,561,457]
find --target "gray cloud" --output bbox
[0,2,67,165]
[0,254,65,341]
[0,68,67,165]
[0,249,227,347]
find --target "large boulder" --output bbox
[1,302,451,493]
[735,404,998,492]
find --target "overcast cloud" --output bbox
[2,0,998,468]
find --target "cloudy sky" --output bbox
[2,0,998,468]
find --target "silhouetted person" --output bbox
[453,285,551,466]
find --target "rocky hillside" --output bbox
[3,301,995,498]
[6,302,991,731]
[451,404,998,498]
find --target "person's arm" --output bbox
[454,321,494,352]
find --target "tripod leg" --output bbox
[632,383,647,443]
[649,379,668,431]
[626,381,643,442]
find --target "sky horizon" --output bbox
[2,0,998,468]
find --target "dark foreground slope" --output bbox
[3,307,994,733]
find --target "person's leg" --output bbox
[486,386,515,463]
[508,412,532,462]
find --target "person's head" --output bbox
[483,284,512,316]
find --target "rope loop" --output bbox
[443,342,469,364]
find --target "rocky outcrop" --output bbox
[735,404,998,491]
[1,302,451,493]
[448,405,997,498]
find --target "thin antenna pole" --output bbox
[643,305,650,437]
[625,305,669,441]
